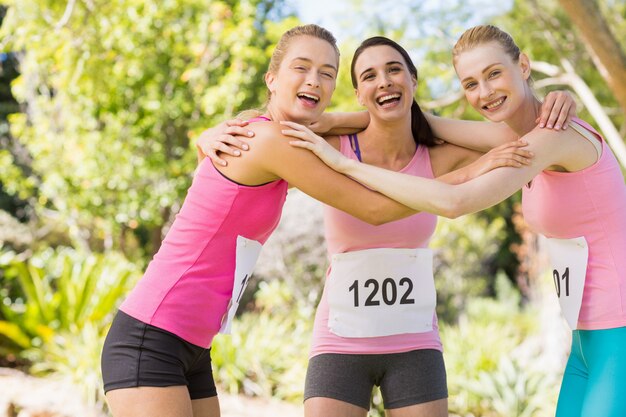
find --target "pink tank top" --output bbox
[310,135,441,357]
[522,118,626,330]
[120,118,288,347]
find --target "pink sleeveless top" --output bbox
[120,118,288,347]
[310,135,442,357]
[522,118,626,330]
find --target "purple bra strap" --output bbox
[349,134,362,162]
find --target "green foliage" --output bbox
[0,248,139,358]
[211,280,313,402]
[0,247,139,410]
[431,214,509,322]
[444,276,559,417]
[0,0,285,257]
[461,356,558,417]
[32,321,109,409]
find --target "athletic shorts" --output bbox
[101,310,217,400]
[304,349,447,410]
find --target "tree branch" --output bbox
[557,0,626,118]
[421,90,464,110]
[55,0,77,30]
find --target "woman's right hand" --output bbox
[538,90,577,130]
[196,119,254,166]
[281,121,351,172]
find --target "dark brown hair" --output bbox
[351,36,436,147]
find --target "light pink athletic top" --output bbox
[522,118,626,330]
[120,118,288,347]
[310,135,442,357]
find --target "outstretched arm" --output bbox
[425,114,517,152]
[308,111,370,135]
[337,132,565,218]
[435,140,532,185]
[281,120,533,186]
[234,122,416,225]
[425,91,577,152]
[285,122,573,218]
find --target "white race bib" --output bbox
[219,236,263,334]
[327,247,436,338]
[545,236,588,330]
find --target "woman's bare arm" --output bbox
[220,122,416,225]
[285,122,589,218]
[425,114,517,152]
[308,111,370,135]
[337,129,588,217]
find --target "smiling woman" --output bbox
[454,35,538,134]
[262,30,338,122]
[99,24,422,417]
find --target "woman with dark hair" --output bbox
[300,37,492,417]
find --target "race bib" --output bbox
[545,236,588,330]
[219,236,263,334]
[327,247,436,338]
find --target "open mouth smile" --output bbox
[376,93,401,108]
[297,92,320,107]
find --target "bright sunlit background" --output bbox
[0,1,624,416]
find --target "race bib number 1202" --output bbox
[327,247,436,338]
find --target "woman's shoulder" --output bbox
[245,121,290,148]
[523,124,579,146]
[244,121,307,161]
[524,123,601,171]
[247,120,283,136]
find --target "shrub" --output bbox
[0,247,140,409]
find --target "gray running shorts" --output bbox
[304,349,447,410]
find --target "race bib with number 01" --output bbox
[219,236,263,334]
[545,236,588,330]
[327,247,436,338]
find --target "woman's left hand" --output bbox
[281,121,350,172]
[467,140,533,180]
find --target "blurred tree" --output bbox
[0,5,27,225]
[557,0,626,118]
[0,0,286,259]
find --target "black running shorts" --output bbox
[101,310,217,400]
